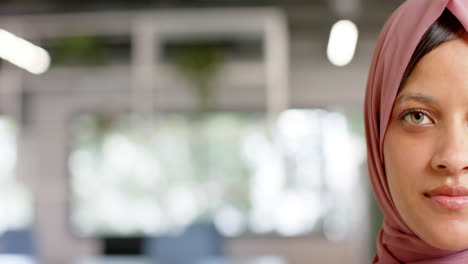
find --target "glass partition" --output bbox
[0,117,33,234]
[69,110,365,238]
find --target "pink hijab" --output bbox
[365,0,468,263]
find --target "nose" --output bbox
[431,125,468,175]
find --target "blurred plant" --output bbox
[70,113,261,236]
[174,43,224,111]
[50,35,107,66]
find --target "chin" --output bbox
[419,222,468,251]
[428,239,468,251]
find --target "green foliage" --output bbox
[71,113,260,235]
[174,43,224,111]
[51,35,107,66]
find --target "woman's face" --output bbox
[384,37,468,250]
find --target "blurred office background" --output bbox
[0,0,403,263]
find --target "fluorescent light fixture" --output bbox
[327,20,359,67]
[0,29,50,74]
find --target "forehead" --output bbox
[398,38,468,100]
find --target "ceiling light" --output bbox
[327,20,359,67]
[0,29,50,74]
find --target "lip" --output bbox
[425,185,468,210]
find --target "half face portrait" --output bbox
[365,1,468,263]
[384,36,468,251]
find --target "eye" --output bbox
[401,110,433,125]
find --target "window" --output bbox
[69,110,365,238]
[0,117,33,233]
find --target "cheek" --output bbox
[384,130,430,192]
[383,126,434,220]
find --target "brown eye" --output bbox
[411,112,424,123]
[403,111,432,125]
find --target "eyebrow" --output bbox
[395,92,439,106]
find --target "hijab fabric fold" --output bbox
[365,0,468,263]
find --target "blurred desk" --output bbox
[74,256,152,264]
[200,256,285,264]
[0,255,36,264]
[74,256,285,264]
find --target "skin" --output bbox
[384,37,468,250]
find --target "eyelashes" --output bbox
[398,109,434,125]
